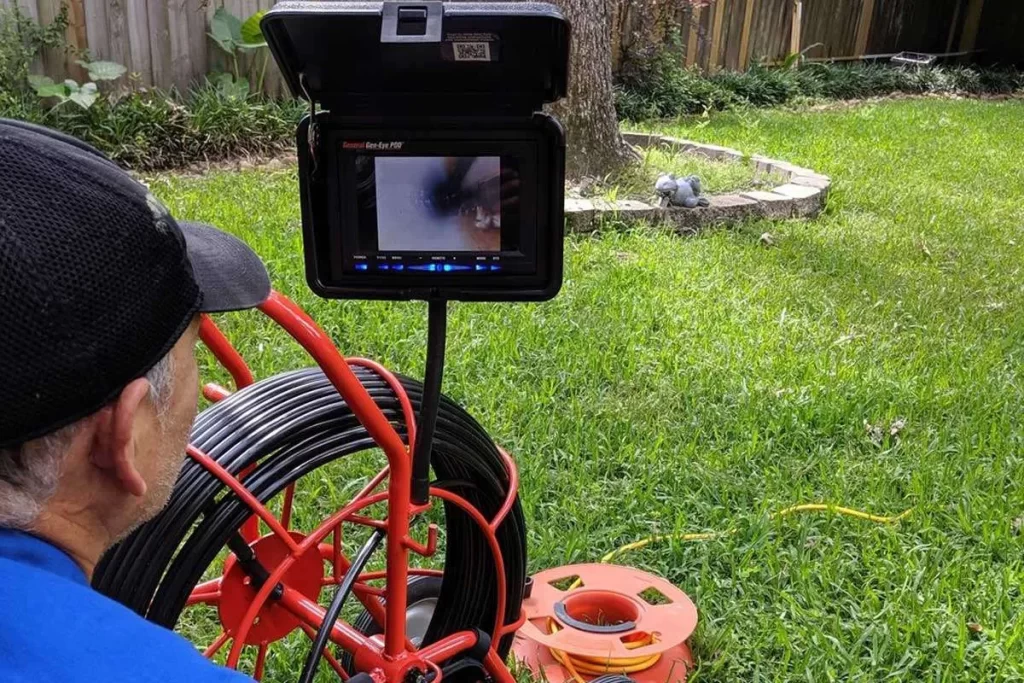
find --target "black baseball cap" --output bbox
[0,119,271,448]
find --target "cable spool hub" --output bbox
[513,564,696,683]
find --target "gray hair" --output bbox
[0,353,175,530]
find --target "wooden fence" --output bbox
[0,0,1013,97]
[0,0,288,96]
[610,0,996,74]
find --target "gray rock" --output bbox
[705,193,761,223]
[662,206,708,235]
[772,183,824,217]
[621,132,659,148]
[790,174,831,200]
[564,197,596,233]
[687,142,745,161]
[741,190,796,219]
[750,155,792,182]
[609,199,661,225]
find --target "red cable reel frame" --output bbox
[189,290,524,682]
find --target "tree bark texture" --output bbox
[549,0,634,179]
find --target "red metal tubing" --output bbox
[429,487,507,643]
[254,644,268,681]
[499,609,527,636]
[199,315,255,389]
[490,448,520,531]
[414,631,478,663]
[204,631,231,658]
[300,623,353,680]
[202,383,232,402]
[357,568,444,582]
[280,584,379,656]
[195,291,515,679]
[347,357,418,454]
[224,490,394,666]
[258,292,414,658]
[484,645,517,683]
[187,445,299,554]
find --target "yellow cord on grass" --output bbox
[550,503,914,683]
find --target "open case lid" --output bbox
[262,1,570,116]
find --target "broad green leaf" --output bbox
[239,10,268,48]
[209,7,242,54]
[68,82,99,109]
[28,74,66,98]
[80,60,127,82]
[212,72,250,100]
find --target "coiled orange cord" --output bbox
[546,503,914,683]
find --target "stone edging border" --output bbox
[565,132,831,234]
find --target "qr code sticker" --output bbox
[453,42,491,61]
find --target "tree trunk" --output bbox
[550,0,635,180]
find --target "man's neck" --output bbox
[32,508,113,581]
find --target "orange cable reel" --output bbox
[513,564,697,683]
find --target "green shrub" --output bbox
[616,37,737,120]
[0,84,305,171]
[616,47,1024,121]
[711,66,800,108]
[0,4,68,95]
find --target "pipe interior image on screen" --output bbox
[373,156,503,252]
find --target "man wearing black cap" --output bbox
[0,119,269,680]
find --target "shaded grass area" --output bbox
[151,97,1024,681]
[579,146,763,203]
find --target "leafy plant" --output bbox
[781,42,824,69]
[28,75,99,109]
[77,59,127,82]
[208,6,244,77]
[0,4,69,94]
[210,71,251,100]
[208,7,271,94]
[28,59,126,111]
[615,45,1024,121]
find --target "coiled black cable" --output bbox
[93,365,527,666]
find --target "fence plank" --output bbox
[105,0,131,73]
[790,0,802,56]
[187,0,207,82]
[166,0,194,91]
[722,0,744,70]
[10,0,38,23]
[739,0,757,69]
[64,0,88,81]
[236,0,261,89]
[685,3,702,67]
[709,0,727,71]
[125,0,151,84]
[945,0,964,52]
[82,0,108,60]
[958,0,984,52]
[36,0,65,79]
[147,0,171,89]
[259,0,285,97]
[854,0,875,56]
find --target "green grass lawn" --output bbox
[585,145,765,202]
[149,97,1024,682]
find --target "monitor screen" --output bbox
[355,155,521,259]
[307,123,562,301]
[334,140,536,277]
[372,156,504,252]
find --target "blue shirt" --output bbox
[0,529,252,682]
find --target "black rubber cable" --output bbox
[299,530,383,683]
[93,366,527,666]
[412,299,447,505]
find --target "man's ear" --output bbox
[90,378,151,498]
